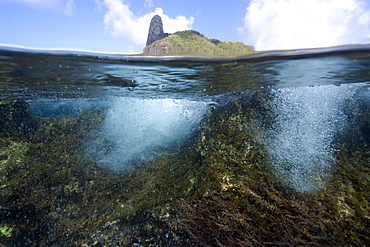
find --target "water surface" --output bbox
[1,45,370,246]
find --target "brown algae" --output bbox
[0,96,369,246]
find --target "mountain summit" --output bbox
[146,15,169,46]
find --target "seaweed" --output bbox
[1,94,369,246]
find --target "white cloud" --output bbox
[239,0,370,50]
[1,0,74,16]
[94,0,103,11]
[144,0,153,8]
[103,0,194,50]
[64,0,74,16]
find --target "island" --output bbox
[143,15,255,57]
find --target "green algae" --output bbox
[0,138,30,175]
[0,96,369,246]
[0,225,12,238]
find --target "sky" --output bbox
[0,0,370,54]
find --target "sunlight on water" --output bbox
[92,97,209,171]
[264,84,357,192]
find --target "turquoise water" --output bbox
[1,45,370,245]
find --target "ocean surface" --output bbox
[1,45,370,246]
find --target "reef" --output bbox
[0,95,369,246]
[0,100,38,137]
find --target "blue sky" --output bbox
[1,0,370,53]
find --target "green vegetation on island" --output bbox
[143,30,255,56]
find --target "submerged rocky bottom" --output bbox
[0,92,370,246]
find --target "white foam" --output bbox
[263,84,356,192]
[96,97,208,171]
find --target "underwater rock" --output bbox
[0,100,38,137]
[104,74,138,87]
[1,92,369,246]
[175,91,370,246]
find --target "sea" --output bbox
[0,45,370,246]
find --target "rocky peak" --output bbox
[146,15,169,46]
